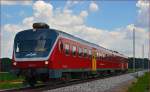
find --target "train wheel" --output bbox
[84,73,88,79]
[28,77,36,87]
[80,72,88,80]
[40,74,49,82]
[80,73,84,80]
[62,73,71,82]
[25,76,37,87]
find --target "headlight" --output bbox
[13,62,17,66]
[45,61,48,65]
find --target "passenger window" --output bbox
[65,44,69,55]
[97,52,99,59]
[72,46,76,56]
[106,54,109,60]
[99,52,102,59]
[78,47,83,57]
[84,48,87,57]
[102,52,105,58]
[88,50,92,58]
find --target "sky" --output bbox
[0,0,149,58]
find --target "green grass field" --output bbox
[128,72,150,92]
[0,82,23,89]
[0,72,22,81]
[0,72,23,89]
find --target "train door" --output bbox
[92,51,97,72]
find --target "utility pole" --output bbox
[148,20,150,72]
[148,0,150,72]
[142,44,144,70]
[133,28,135,72]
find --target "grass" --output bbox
[0,72,24,89]
[0,82,23,89]
[0,72,23,81]
[127,68,144,73]
[128,72,150,92]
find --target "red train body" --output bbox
[12,23,128,86]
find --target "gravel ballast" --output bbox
[45,71,147,92]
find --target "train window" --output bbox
[97,52,99,59]
[102,53,105,58]
[99,52,102,59]
[78,47,83,57]
[65,44,70,55]
[106,54,109,60]
[72,46,76,56]
[88,49,92,58]
[59,41,63,52]
[98,52,99,60]
[84,48,87,57]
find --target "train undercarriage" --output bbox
[13,68,128,87]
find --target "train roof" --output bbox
[54,29,128,58]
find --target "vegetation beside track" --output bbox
[128,72,150,92]
[0,72,23,81]
[0,72,23,89]
[127,68,145,73]
[0,82,23,89]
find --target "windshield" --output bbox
[14,29,58,59]
[16,40,49,52]
[15,39,52,58]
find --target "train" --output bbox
[12,23,128,86]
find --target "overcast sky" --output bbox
[0,0,149,58]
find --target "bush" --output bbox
[0,58,11,72]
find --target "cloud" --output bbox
[65,0,80,9]
[1,0,148,58]
[22,17,34,29]
[136,0,150,28]
[33,0,53,18]
[1,0,33,5]
[3,24,22,32]
[1,25,22,58]
[80,10,88,18]
[89,2,99,12]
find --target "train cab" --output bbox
[12,23,59,86]
[13,23,58,68]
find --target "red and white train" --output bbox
[12,23,128,86]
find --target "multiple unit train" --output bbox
[12,23,128,86]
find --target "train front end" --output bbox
[12,23,58,86]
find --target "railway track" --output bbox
[0,72,128,92]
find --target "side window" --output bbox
[78,47,83,57]
[65,44,69,55]
[97,52,99,59]
[84,48,87,57]
[105,54,109,60]
[59,41,63,52]
[72,46,77,56]
[99,52,102,59]
[88,49,92,58]
[105,54,108,57]
[102,52,105,59]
